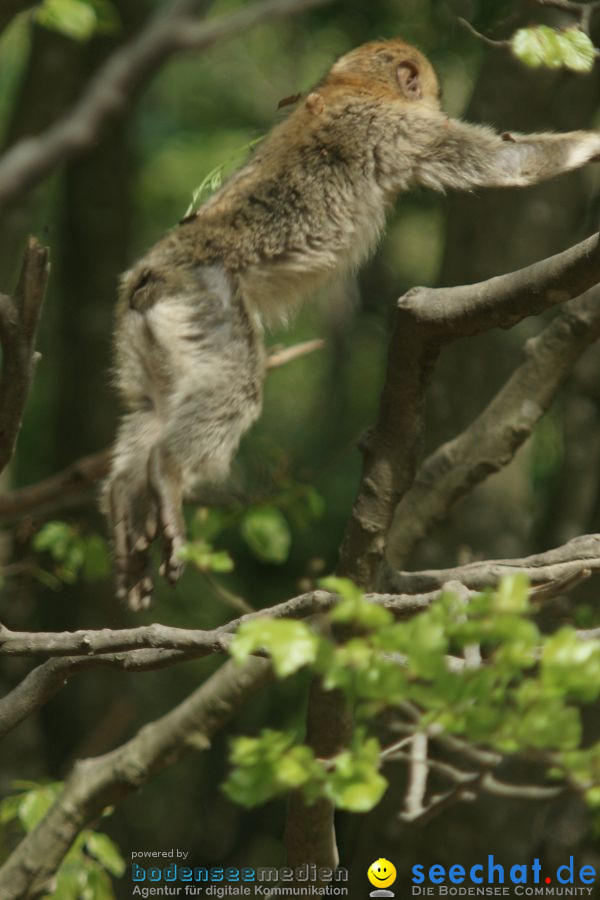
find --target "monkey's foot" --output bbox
[105,476,157,611]
[148,446,186,588]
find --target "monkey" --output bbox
[103,37,600,610]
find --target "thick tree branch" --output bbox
[387,286,600,567]
[285,679,352,871]
[0,237,49,474]
[394,231,600,339]
[319,239,600,870]
[0,656,271,898]
[0,0,331,209]
[338,232,600,589]
[0,588,450,739]
[0,588,446,659]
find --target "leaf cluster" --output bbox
[226,577,600,815]
[0,782,124,898]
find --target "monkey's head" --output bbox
[326,38,440,108]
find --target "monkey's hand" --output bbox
[104,447,185,611]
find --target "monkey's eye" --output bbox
[397,60,422,100]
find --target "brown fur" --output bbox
[104,37,600,609]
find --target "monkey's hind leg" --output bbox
[147,442,185,588]
[146,314,264,593]
[106,266,264,610]
[103,408,162,610]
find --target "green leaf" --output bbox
[191,507,231,542]
[17,783,62,831]
[586,786,600,809]
[398,613,449,679]
[511,25,595,73]
[32,521,104,583]
[86,0,120,34]
[224,731,322,807]
[33,521,74,557]
[184,136,264,217]
[36,0,98,41]
[326,738,387,812]
[82,534,111,580]
[85,831,126,877]
[52,862,90,899]
[0,794,21,825]
[231,619,318,677]
[82,863,115,898]
[319,576,392,629]
[557,27,596,72]
[494,574,530,614]
[178,540,234,573]
[542,629,600,702]
[241,506,291,564]
[559,744,600,792]
[305,486,325,520]
[319,576,361,602]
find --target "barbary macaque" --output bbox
[103,37,600,610]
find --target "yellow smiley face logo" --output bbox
[368,858,397,889]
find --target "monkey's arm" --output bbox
[413,118,600,191]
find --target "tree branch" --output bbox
[458,17,510,49]
[388,534,600,593]
[0,656,271,898]
[338,232,600,589]
[397,232,600,338]
[389,716,564,824]
[0,588,455,740]
[0,448,110,522]
[533,0,600,33]
[0,588,449,660]
[0,0,331,209]
[387,286,600,567]
[0,649,201,740]
[403,732,429,819]
[266,338,325,369]
[0,237,49,474]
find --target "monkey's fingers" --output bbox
[126,570,155,611]
[148,447,186,587]
[107,477,155,610]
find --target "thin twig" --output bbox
[458,17,510,49]
[404,732,430,818]
[266,338,325,369]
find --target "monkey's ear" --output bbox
[306,91,325,115]
[396,60,422,100]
